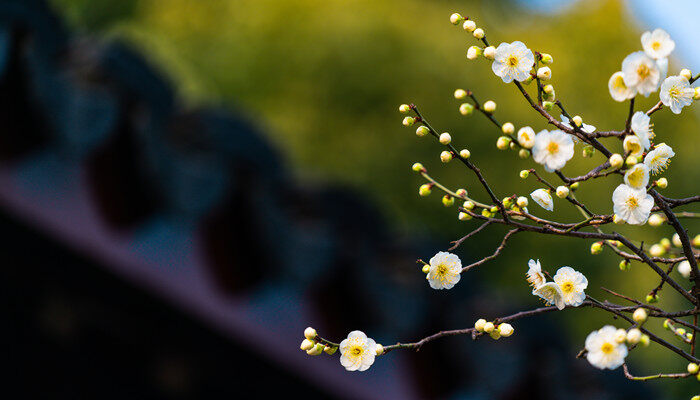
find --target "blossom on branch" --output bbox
[585,325,628,370]
[630,111,653,150]
[644,143,675,175]
[427,251,462,290]
[532,130,574,171]
[622,51,660,97]
[491,41,535,83]
[533,282,565,310]
[526,259,546,288]
[608,71,635,102]
[612,184,654,225]
[623,163,650,189]
[641,28,675,60]
[659,76,694,114]
[530,188,554,211]
[553,267,588,307]
[339,330,378,372]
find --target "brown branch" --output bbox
[462,228,520,271]
[622,363,692,381]
[449,221,492,250]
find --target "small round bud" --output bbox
[458,212,472,221]
[694,234,700,247]
[412,162,425,172]
[678,260,692,279]
[649,244,665,257]
[570,182,579,190]
[496,136,511,150]
[463,200,475,210]
[483,100,496,113]
[440,150,453,163]
[375,344,384,356]
[483,321,495,333]
[304,327,317,340]
[542,101,555,111]
[474,318,487,332]
[439,132,452,145]
[519,170,529,179]
[590,242,603,255]
[459,103,474,115]
[692,395,700,400]
[672,233,682,247]
[502,197,513,208]
[626,328,642,345]
[640,334,650,347]
[687,363,699,374]
[633,308,647,323]
[442,195,455,207]
[516,196,528,208]
[695,87,700,100]
[483,46,496,59]
[300,339,314,351]
[648,213,665,227]
[663,319,671,329]
[555,186,569,199]
[655,177,668,188]
[419,184,432,197]
[537,66,552,80]
[473,28,484,39]
[523,75,534,85]
[677,328,687,336]
[422,264,430,273]
[416,126,430,137]
[454,89,467,99]
[490,206,499,213]
[571,115,583,127]
[455,188,468,197]
[489,330,501,340]
[467,45,483,60]
[645,293,659,303]
[498,323,514,337]
[614,328,627,343]
[540,53,553,64]
[609,153,623,169]
[660,238,671,250]
[518,149,531,159]
[582,145,595,158]
[543,84,554,95]
[307,343,324,356]
[449,13,463,25]
[399,104,411,114]
[509,141,517,150]
[324,345,337,355]
[460,149,471,158]
[402,116,415,127]
[625,155,638,167]
[462,19,476,32]
[501,122,514,134]
[680,68,692,80]
[619,259,630,271]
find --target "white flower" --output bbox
[533,282,565,310]
[561,114,596,133]
[526,259,546,288]
[608,71,635,102]
[517,126,536,149]
[644,143,675,175]
[585,325,628,370]
[641,28,675,59]
[623,163,650,189]
[678,260,691,279]
[498,323,514,337]
[612,184,654,225]
[530,188,554,211]
[339,330,377,372]
[532,130,574,171]
[426,251,462,290]
[623,135,643,157]
[630,111,653,150]
[622,51,660,97]
[491,41,535,83]
[659,76,694,114]
[553,266,588,307]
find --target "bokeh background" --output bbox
[2,0,699,398]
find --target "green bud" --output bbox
[645,293,659,303]
[590,242,603,255]
[543,101,555,111]
[619,260,630,271]
[402,116,415,127]
[490,206,499,213]
[582,145,595,158]
[442,195,455,207]
[463,200,475,210]
[399,104,411,114]
[519,170,529,179]
[422,264,430,274]
[412,162,424,172]
[419,184,432,197]
[459,103,474,116]
[518,149,531,159]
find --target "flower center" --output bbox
[436,264,448,278]
[350,346,363,356]
[613,76,627,90]
[600,342,614,354]
[628,169,643,187]
[637,63,650,79]
[652,41,661,50]
[668,86,681,99]
[561,281,574,293]
[508,56,519,67]
[547,141,559,154]
[626,196,638,209]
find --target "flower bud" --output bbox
[542,101,555,111]
[571,115,583,127]
[678,260,692,279]
[455,188,468,197]
[490,206,499,213]
[523,75,534,85]
[649,244,665,257]
[375,344,384,356]
[640,334,650,347]
[439,132,452,144]
[412,162,425,172]
[619,259,630,271]
[663,319,671,329]
[625,155,637,167]
[442,195,455,207]
[462,19,476,32]
[460,149,471,158]
[680,68,692,80]
[459,103,474,115]
[307,343,325,356]
[458,212,472,221]
[614,328,627,343]
[501,122,515,134]
[626,328,642,345]
[537,66,552,80]
[449,13,463,25]
[304,327,318,340]
[688,363,699,374]
[648,213,665,227]
[518,149,531,159]
[324,345,337,355]
[483,321,495,333]
[582,145,595,158]
[483,100,496,113]
[498,323,514,337]
[645,293,659,303]
[695,87,700,100]
[692,395,700,400]
[613,214,624,224]
[496,136,511,150]
[633,308,647,323]
[655,177,668,188]
[540,53,553,64]
[463,200,475,210]
[489,330,501,340]
[570,182,579,190]
[555,186,569,198]
[467,45,483,60]
[473,28,484,39]
[474,318,487,332]
[454,89,467,99]
[519,169,529,179]
[422,264,430,273]
[402,116,415,127]
[300,339,314,351]
[543,84,554,95]
[609,153,623,169]
[399,104,411,114]
[440,150,453,163]
[590,242,603,255]
[515,196,528,208]
[672,233,682,247]
[483,46,496,59]
[694,234,700,247]
[416,126,430,137]
[660,238,671,250]
[419,184,432,197]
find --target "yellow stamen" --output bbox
[547,141,559,154]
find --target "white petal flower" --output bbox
[622,51,661,97]
[526,259,546,288]
[630,111,653,150]
[585,325,628,370]
[623,135,643,157]
[426,251,462,290]
[517,126,536,149]
[491,41,535,83]
[623,163,650,189]
[644,143,675,175]
[659,76,694,114]
[533,282,565,310]
[641,28,675,59]
[530,188,554,211]
[612,184,654,225]
[678,260,691,279]
[532,130,574,171]
[561,114,596,133]
[608,71,635,102]
[339,330,377,372]
[553,266,588,307]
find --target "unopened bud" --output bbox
[458,212,472,221]
[483,321,495,333]
[619,259,630,271]
[678,260,692,279]
[655,177,668,188]
[519,170,529,179]
[571,115,583,127]
[412,162,425,172]
[463,200,475,210]
[537,66,552,80]
[609,153,624,169]
[519,149,531,158]
[648,213,665,227]
[501,122,515,134]
[449,13,463,25]
[399,104,411,114]
[304,327,317,340]
[626,328,642,345]
[496,136,511,150]
[422,264,430,273]
[640,334,650,347]
[483,100,496,113]
[590,242,603,255]
[324,345,337,355]
[307,343,324,356]
[462,19,476,32]
[300,339,314,351]
[402,116,415,127]
[454,89,467,99]
[439,132,452,144]
[416,126,430,137]
[633,308,647,323]
[649,244,665,257]
[419,184,432,197]
[645,293,659,303]
[473,28,484,39]
[440,150,453,163]
[459,103,474,115]
[467,45,483,60]
[582,145,595,158]
[498,323,514,337]
[455,188,468,197]
[483,46,496,59]
[540,53,553,64]
[687,363,699,374]
[625,155,638,167]
[442,195,455,207]
[555,186,569,198]
[474,318,487,332]
[672,233,682,247]
[460,149,471,158]
[614,328,627,343]
[542,101,555,111]
[516,196,528,208]
[680,68,692,80]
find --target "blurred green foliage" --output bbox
[50,0,700,395]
